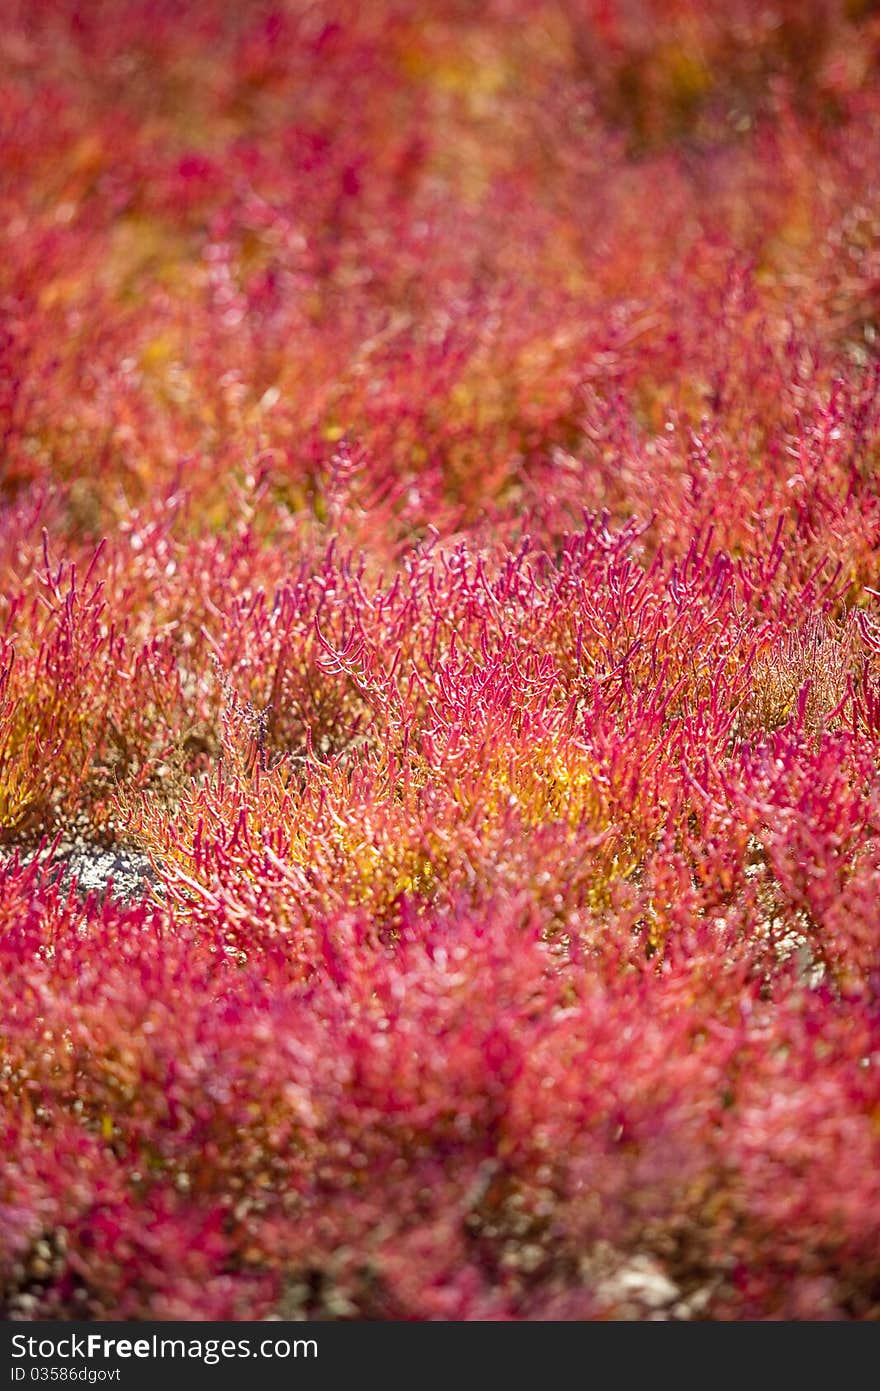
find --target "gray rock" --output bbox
[1,841,159,903]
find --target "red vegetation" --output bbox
[2,1,880,1319]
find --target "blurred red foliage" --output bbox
[2,0,880,1319]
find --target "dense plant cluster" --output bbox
[2,0,880,1319]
